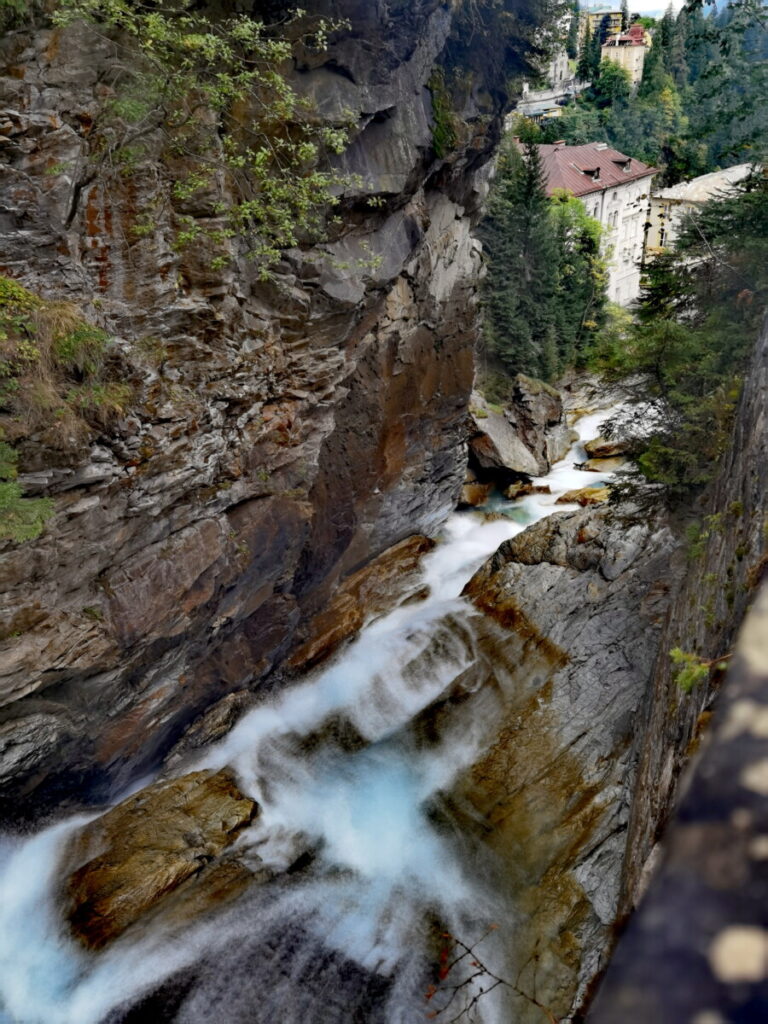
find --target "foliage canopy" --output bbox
[53,0,353,275]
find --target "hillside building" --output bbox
[536,140,656,305]
[601,24,650,85]
[646,164,754,252]
[579,10,623,45]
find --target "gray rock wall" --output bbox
[458,503,677,1021]
[618,318,768,914]
[0,2,543,821]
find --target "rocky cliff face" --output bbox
[454,502,677,1021]
[0,1,539,821]
[617,318,768,913]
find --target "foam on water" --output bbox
[0,405,621,1024]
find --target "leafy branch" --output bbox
[53,0,356,275]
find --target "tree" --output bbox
[604,171,768,501]
[621,0,630,32]
[479,140,560,379]
[566,0,581,59]
[576,21,594,81]
[590,59,632,108]
[480,144,608,380]
[53,0,353,276]
[550,190,608,366]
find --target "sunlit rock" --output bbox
[64,769,257,949]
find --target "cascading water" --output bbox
[0,408,619,1024]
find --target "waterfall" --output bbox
[0,407,619,1024]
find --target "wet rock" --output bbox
[164,692,253,772]
[583,436,629,459]
[65,769,258,949]
[286,535,435,672]
[504,482,551,499]
[459,482,492,507]
[556,486,610,506]
[582,456,627,473]
[456,504,677,1020]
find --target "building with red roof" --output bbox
[602,23,651,85]
[537,140,657,305]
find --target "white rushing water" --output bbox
[0,406,620,1024]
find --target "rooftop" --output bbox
[654,163,755,203]
[534,141,657,197]
[603,24,648,45]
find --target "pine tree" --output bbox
[589,19,604,76]
[479,140,560,379]
[566,0,581,59]
[576,21,594,81]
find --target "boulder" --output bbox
[469,395,542,477]
[583,436,629,459]
[556,486,610,507]
[504,481,552,500]
[65,769,258,949]
[468,375,572,482]
[582,456,627,473]
[459,482,493,507]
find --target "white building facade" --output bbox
[536,141,656,305]
[646,164,753,253]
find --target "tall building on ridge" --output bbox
[535,140,657,305]
[601,23,650,86]
[579,10,623,45]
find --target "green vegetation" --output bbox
[602,171,767,501]
[670,648,710,692]
[0,274,133,541]
[670,647,730,692]
[428,69,459,158]
[53,0,353,276]
[0,276,129,440]
[540,0,768,184]
[479,138,607,380]
[0,438,54,543]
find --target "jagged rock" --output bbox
[453,505,678,1020]
[286,534,435,671]
[0,0,520,819]
[64,769,258,949]
[583,436,629,459]
[468,375,572,482]
[556,486,610,506]
[469,394,541,476]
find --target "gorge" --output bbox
[1,2,767,1023]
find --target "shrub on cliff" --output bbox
[0,438,53,543]
[0,276,130,446]
[53,0,353,276]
